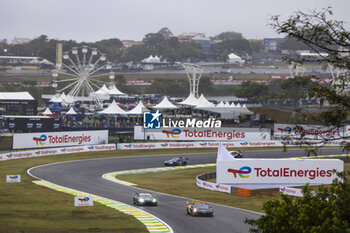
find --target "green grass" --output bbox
[0,146,345,232]
[120,163,350,213]
[0,148,218,233]
[0,147,267,233]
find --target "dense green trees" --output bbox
[245,172,350,233]
[245,7,350,233]
[214,31,244,41]
[234,81,268,100]
[0,29,263,64]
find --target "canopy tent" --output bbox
[42,107,53,115]
[49,95,63,103]
[108,84,125,95]
[66,107,78,115]
[153,96,178,110]
[127,101,149,115]
[227,53,243,64]
[195,94,215,109]
[142,55,162,63]
[216,101,226,108]
[99,100,126,114]
[95,84,110,95]
[240,104,254,115]
[178,93,199,106]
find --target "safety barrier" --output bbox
[0,144,116,162]
[117,140,350,150]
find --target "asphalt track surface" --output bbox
[29,148,344,233]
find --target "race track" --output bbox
[28,148,344,233]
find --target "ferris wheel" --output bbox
[52,46,115,107]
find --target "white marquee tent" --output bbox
[99,100,126,114]
[127,101,149,115]
[153,96,178,110]
[227,53,243,64]
[178,93,199,106]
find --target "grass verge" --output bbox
[0,148,217,233]
[119,163,350,213]
[0,146,341,232]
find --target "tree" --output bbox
[279,36,310,51]
[245,172,350,233]
[234,81,268,100]
[270,8,350,143]
[210,39,252,58]
[245,7,350,233]
[214,31,244,41]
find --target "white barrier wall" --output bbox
[0,144,116,161]
[13,130,108,149]
[217,159,343,184]
[274,124,345,139]
[134,126,271,141]
[117,140,350,150]
[196,177,231,194]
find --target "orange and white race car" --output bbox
[186,201,214,217]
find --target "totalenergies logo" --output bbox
[35,151,41,155]
[7,153,13,158]
[200,142,208,147]
[88,146,95,150]
[278,126,292,134]
[161,143,169,147]
[124,144,132,148]
[9,175,19,180]
[227,166,252,178]
[240,142,248,146]
[78,197,90,203]
[162,128,181,138]
[33,135,47,146]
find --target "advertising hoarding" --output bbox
[116,140,350,150]
[134,126,270,141]
[0,144,116,161]
[74,197,93,206]
[217,159,343,184]
[6,175,21,183]
[274,123,344,139]
[13,130,108,149]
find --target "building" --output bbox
[121,40,144,48]
[11,37,31,45]
[0,56,54,70]
[178,33,212,49]
[0,92,38,115]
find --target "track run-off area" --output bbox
[28,148,345,233]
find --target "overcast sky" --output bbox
[1,0,350,43]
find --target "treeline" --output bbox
[0,29,263,64]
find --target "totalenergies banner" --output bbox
[274,123,345,139]
[134,126,270,141]
[0,144,116,161]
[196,178,231,194]
[117,140,350,150]
[13,130,108,149]
[217,159,343,184]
